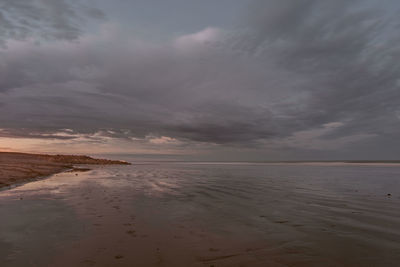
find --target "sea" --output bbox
[1,158,400,266]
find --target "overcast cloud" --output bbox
[0,0,400,159]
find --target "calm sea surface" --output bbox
[1,161,400,266]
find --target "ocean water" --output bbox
[1,161,400,266]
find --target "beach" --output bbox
[0,152,129,189]
[1,160,400,266]
[2,0,400,266]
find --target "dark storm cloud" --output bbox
[0,0,105,45]
[234,0,400,142]
[1,0,400,156]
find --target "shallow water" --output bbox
[1,162,400,266]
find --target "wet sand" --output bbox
[0,152,129,189]
[1,162,400,266]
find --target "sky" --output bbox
[1,0,400,160]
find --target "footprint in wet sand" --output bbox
[274,220,289,224]
[126,230,136,237]
[81,259,96,266]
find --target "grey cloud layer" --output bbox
[0,0,105,45]
[1,0,400,157]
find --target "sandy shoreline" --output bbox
[0,152,130,189]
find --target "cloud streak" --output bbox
[0,0,105,45]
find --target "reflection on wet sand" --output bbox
[1,162,400,266]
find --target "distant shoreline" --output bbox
[122,160,400,165]
[132,160,400,164]
[92,154,400,164]
[0,152,130,189]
